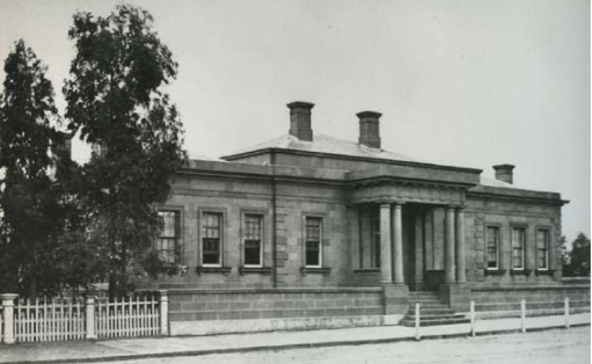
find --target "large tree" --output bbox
[63,4,186,296]
[0,40,63,296]
[563,233,591,277]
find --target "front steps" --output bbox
[400,291,469,327]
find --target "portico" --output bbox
[347,166,479,313]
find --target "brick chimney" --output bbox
[493,164,515,184]
[287,101,314,141]
[357,111,382,149]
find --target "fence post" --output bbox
[470,300,476,337]
[159,290,169,336]
[85,296,97,340]
[520,299,526,334]
[0,294,18,344]
[415,303,420,341]
[564,297,570,330]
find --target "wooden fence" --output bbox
[96,294,161,339]
[0,291,168,344]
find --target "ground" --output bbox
[97,327,590,364]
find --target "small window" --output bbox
[512,227,526,270]
[202,212,222,266]
[244,214,263,267]
[536,229,550,270]
[371,218,381,268]
[486,226,500,269]
[305,217,323,267]
[157,211,180,264]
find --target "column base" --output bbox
[382,284,409,315]
[439,283,470,312]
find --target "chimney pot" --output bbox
[493,164,515,184]
[287,101,314,141]
[357,110,382,149]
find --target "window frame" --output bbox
[199,208,226,268]
[535,227,551,271]
[303,215,324,268]
[156,206,184,264]
[511,226,527,271]
[242,213,265,268]
[485,224,502,270]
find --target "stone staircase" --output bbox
[400,291,470,327]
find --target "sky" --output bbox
[0,0,589,242]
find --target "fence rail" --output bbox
[0,291,167,344]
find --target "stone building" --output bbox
[146,101,588,335]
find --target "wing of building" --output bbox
[145,101,588,336]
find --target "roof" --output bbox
[479,175,520,189]
[223,134,421,163]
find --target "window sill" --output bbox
[300,267,332,276]
[239,267,272,275]
[195,266,232,275]
[510,269,532,276]
[485,269,507,276]
[535,269,555,276]
[353,268,381,274]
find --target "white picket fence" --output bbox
[15,298,85,342]
[0,291,167,344]
[96,294,160,339]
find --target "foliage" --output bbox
[63,4,186,296]
[562,233,591,277]
[0,40,63,296]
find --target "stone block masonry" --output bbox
[168,288,384,335]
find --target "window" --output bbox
[512,227,526,270]
[244,214,263,267]
[157,211,180,264]
[486,226,500,269]
[536,229,550,270]
[305,217,323,267]
[371,218,381,268]
[202,212,222,266]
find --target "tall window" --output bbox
[244,214,263,267]
[157,211,180,264]
[512,227,526,270]
[371,218,381,268]
[202,212,222,266]
[536,229,550,270]
[486,226,500,269]
[305,217,323,267]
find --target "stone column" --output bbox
[1,293,18,344]
[393,203,404,284]
[159,290,169,336]
[379,203,393,284]
[423,209,434,271]
[444,206,456,283]
[85,296,97,340]
[455,207,467,283]
[414,210,424,288]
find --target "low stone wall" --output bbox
[168,288,386,335]
[471,284,590,318]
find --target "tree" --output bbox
[563,233,590,277]
[63,4,186,297]
[0,40,63,296]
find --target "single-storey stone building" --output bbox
[143,101,589,335]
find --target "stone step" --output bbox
[406,308,456,315]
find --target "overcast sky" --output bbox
[0,0,589,242]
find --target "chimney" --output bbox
[493,164,515,184]
[287,101,314,141]
[357,111,382,149]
